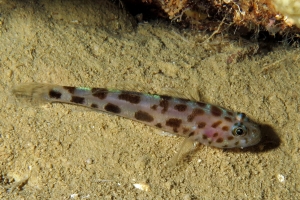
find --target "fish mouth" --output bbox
[249,125,262,145]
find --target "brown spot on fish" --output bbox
[188,132,195,137]
[211,105,223,117]
[159,97,170,113]
[91,103,98,108]
[160,95,172,100]
[49,90,62,99]
[213,132,218,137]
[227,111,234,116]
[135,111,154,122]
[104,103,121,113]
[174,104,187,112]
[222,126,229,131]
[197,122,206,128]
[118,93,141,104]
[212,120,222,128]
[187,108,205,122]
[216,138,224,143]
[202,134,208,140]
[151,105,158,110]
[166,118,182,132]
[234,141,239,146]
[182,127,189,134]
[63,86,75,94]
[166,118,182,127]
[197,102,207,107]
[224,117,232,122]
[228,136,234,140]
[155,123,162,128]
[92,88,108,99]
[71,96,85,104]
[222,145,228,148]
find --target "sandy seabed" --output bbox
[0,0,299,199]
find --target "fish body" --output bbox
[13,83,261,148]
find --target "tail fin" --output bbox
[12,83,57,102]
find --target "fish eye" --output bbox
[232,124,247,136]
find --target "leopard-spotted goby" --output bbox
[13,83,261,148]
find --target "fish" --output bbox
[13,83,261,149]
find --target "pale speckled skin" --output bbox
[13,83,261,148]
